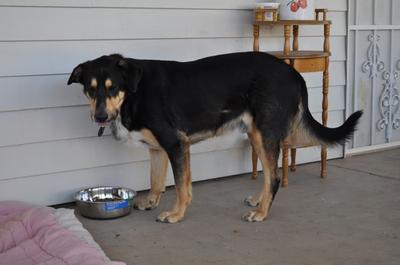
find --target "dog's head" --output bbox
[67,54,142,125]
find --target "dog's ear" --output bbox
[117,59,143,93]
[67,63,84,85]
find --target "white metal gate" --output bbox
[346,0,400,154]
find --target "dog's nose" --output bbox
[94,111,108,123]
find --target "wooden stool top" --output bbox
[254,20,331,26]
[268,50,331,59]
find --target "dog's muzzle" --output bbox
[95,112,119,137]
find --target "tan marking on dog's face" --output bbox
[105,91,125,116]
[105,78,112,89]
[90,78,98,89]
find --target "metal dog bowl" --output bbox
[75,187,136,219]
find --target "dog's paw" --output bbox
[244,195,260,207]
[156,211,184,223]
[134,194,161,211]
[242,210,267,222]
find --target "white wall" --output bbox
[0,0,348,205]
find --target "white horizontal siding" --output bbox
[0,0,348,205]
[0,8,346,42]
[0,36,346,77]
[0,0,347,11]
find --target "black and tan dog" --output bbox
[68,52,362,223]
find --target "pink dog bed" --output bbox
[0,201,125,265]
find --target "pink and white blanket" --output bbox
[0,201,125,265]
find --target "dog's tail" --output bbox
[293,78,362,147]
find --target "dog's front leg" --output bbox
[134,149,168,210]
[157,136,192,223]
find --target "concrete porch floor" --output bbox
[77,148,400,265]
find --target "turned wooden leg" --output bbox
[283,25,291,56]
[253,24,260,52]
[251,147,258,180]
[321,147,327,178]
[321,66,329,178]
[321,65,328,178]
[251,23,260,180]
[320,23,330,179]
[290,148,297,172]
[292,25,299,51]
[282,141,289,187]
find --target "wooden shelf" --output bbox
[254,20,331,26]
[268,50,331,59]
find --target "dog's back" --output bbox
[123,52,303,137]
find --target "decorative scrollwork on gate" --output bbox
[376,68,400,142]
[361,32,400,142]
[361,33,385,78]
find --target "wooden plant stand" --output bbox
[251,9,331,187]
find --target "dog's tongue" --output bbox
[98,126,105,137]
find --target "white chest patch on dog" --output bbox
[110,116,160,149]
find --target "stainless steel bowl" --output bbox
[74,187,136,219]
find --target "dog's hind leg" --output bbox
[244,125,280,222]
[157,132,192,223]
[134,149,169,210]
